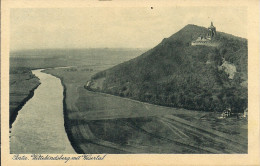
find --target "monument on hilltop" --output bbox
[191,22,218,46]
[207,22,216,38]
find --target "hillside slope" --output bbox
[88,24,248,113]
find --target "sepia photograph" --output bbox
[1,0,260,165]
[9,6,248,154]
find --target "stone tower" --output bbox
[208,22,216,38]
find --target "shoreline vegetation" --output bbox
[9,68,41,128]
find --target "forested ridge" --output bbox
[89,24,248,113]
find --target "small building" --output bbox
[84,81,92,90]
[86,81,91,87]
[221,108,232,118]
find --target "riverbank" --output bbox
[60,78,84,154]
[10,69,76,153]
[9,67,41,128]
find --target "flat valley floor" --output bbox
[44,65,247,154]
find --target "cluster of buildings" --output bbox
[220,108,248,119]
[191,22,218,46]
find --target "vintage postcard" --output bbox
[1,0,260,165]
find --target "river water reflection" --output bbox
[10,69,76,154]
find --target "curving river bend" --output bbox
[10,69,75,154]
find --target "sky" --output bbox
[10,7,247,51]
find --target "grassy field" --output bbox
[9,67,40,128]
[44,65,247,154]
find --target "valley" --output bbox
[9,24,248,154]
[43,65,247,153]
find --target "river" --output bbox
[10,69,76,154]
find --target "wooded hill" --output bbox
[89,24,248,113]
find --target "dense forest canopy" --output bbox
[89,24,248,113]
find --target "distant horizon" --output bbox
[10,25,247,53]
[10,47,150,53]
[11,7,247,51]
